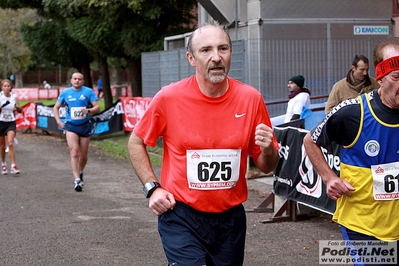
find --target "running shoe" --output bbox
[1,164,7,175]
[74,178,84,192]
[10,165,20,174]
[80,172,84,182]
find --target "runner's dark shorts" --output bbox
[0,121,16,136]
[65,121,92,138]
[158,201,246,266]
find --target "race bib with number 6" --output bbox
[371,162,399,200]
[186,149,241,190]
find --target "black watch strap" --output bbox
[143,181,161,198]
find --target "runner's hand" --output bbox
[148,188,176,216]
[1,100,10,108]
[325,177,355,201]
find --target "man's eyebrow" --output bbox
[200,44,229,49]
[199,45,212,49]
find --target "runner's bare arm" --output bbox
[128,132,176,215]
[303,132,355,201]
[128,133,158,185]
[53,101,65,129]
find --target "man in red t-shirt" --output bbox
[128,20,279,266]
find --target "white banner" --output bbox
[353,26,389,35]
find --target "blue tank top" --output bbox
[341,93,399,167]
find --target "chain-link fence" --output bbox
[142,38,385,117]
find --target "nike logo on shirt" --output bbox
[235,113,246,118]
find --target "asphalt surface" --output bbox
[0,131,344,266]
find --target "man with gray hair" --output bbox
[128,20,279,265]
[304,38,399,264]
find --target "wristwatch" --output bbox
[143,181,161,198]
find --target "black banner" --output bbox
[36,103,63,132]
[91,100,124,135]
[273,126,341,214]
[35,100,124,136]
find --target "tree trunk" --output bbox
[14,71,23,88]
[114,58,123,85]
[127,58,142,96]
[99,56,113,109]
[81,63,92,89]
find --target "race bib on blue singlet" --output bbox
[70,106,86,120]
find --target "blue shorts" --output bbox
[158,201,246,266]
[341,226,398,266]
[65,121,92,137]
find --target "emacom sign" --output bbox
[353,26,389,35]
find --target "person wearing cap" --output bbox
[325,54,379,114]
[283,75,311,123]
[303,38,399,264]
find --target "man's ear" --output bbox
[186,52,196,67]
[377,78,383,88]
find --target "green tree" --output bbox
[21,20,94,87]
[0,0,197,108]
[52,0,197,106]
[116,0,197,96]
[0,8,37,87]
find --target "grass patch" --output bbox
[91,131,130,160]
[90,131,163,166]
[146,145,163,166]
[20,99,57,106]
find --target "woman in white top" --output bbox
[284,75,311,123]
[0,79,21,174]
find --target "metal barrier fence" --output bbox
[142,38,385,118]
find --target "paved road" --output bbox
[0,131,343,266]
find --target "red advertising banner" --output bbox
[120,97,152,132]
[12,88,62,100]
[16,102,37,130]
